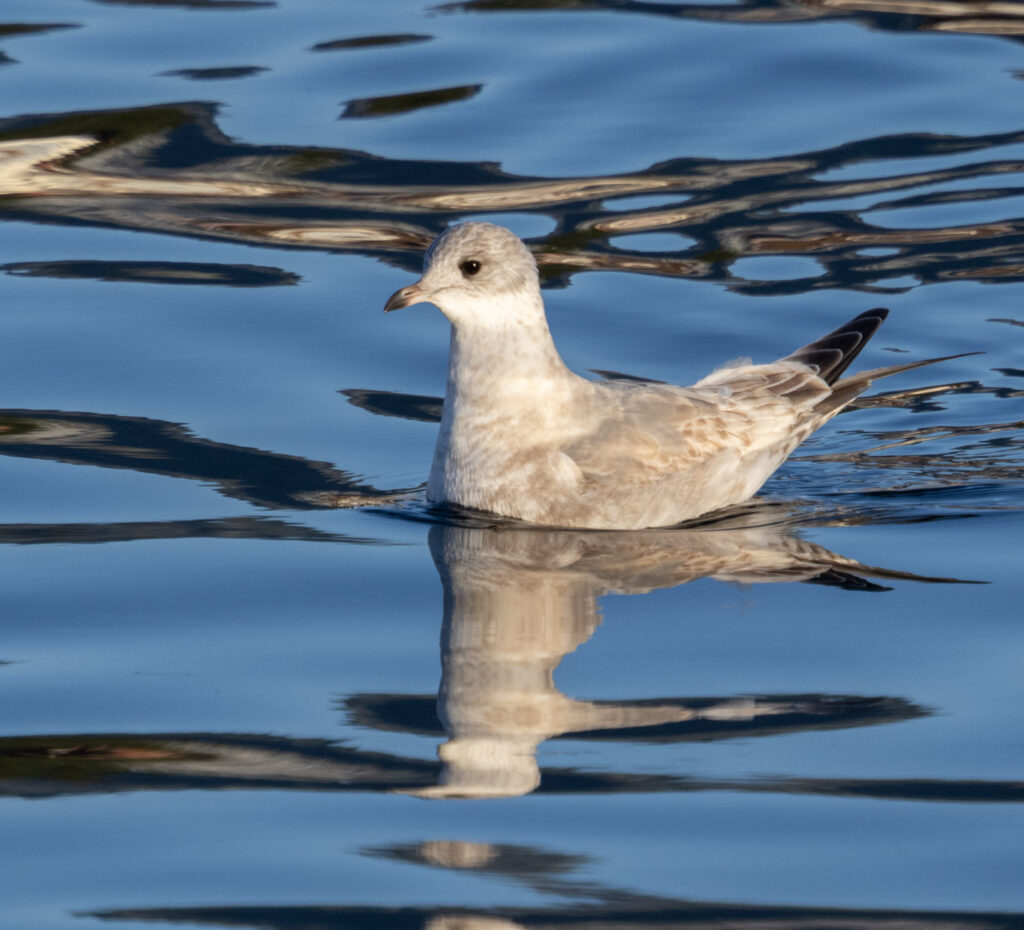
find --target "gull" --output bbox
[384,222,964,530]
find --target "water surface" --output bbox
[2,1,1023,927]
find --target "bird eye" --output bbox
[460,259,482,277]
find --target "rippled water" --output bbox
[3,1,1024,928]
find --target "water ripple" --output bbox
[3,104,1024,297]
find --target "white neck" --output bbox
[427,290,584,506]
[441,290,577,409]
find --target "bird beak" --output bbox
[384,281,429,313]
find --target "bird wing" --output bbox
[566,362,832,485]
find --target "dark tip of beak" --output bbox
[384,284,424,313]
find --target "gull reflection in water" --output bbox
[407,515,969,800]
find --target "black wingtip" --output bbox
[786,307,890,385]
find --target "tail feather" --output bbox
[815,352,981,416]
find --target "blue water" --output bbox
[2,1,1024,928]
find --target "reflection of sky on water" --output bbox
[1,0,1022,176]
[1,0,1023,924]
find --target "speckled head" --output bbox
[383,223,542,326]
